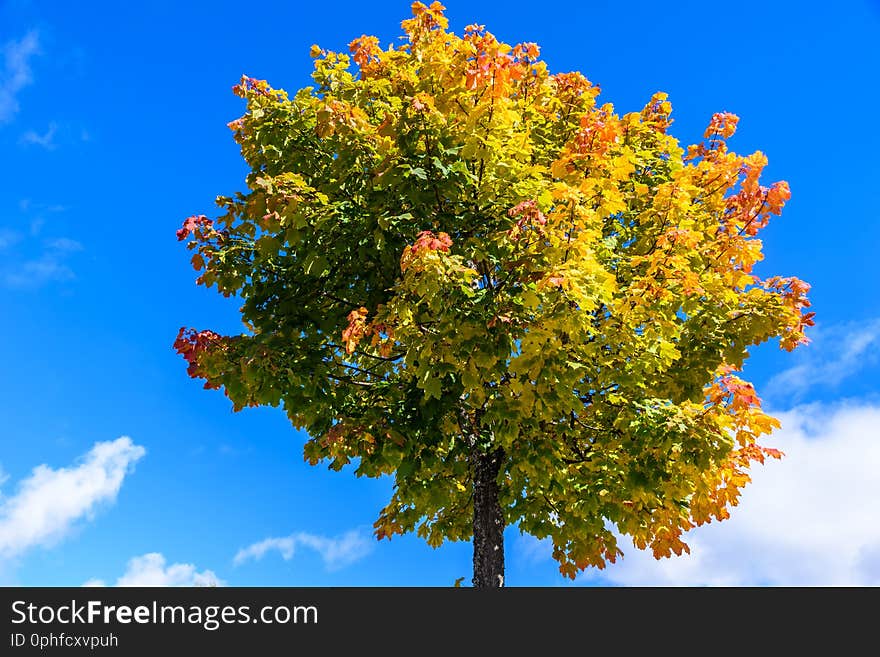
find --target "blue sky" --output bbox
[1,0,878,586]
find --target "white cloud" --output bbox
[0,229,20,250]
[0,204,77,293]
[20,121,57,149]
[234,537,296,564]
[766,319,880,400]
[26,203,66,236]
[84,553,223,587]
[2,235,84,289]
[295,532,373,570]
[516,533,553,565]
[45,237,83,252]
[0,437,146,560]
[0,31,39,123]
[534,402,880,586]
[4,254,74,288]
[234,530,373,571]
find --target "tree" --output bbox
[174,2,813,587]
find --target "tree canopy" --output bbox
[175,2,812,580]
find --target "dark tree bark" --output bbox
[471,446,505,588]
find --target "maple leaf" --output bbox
[705,111,739,139]
[349,35,380,68]
[176,214,213,241]
[766,181,792,215]
[342,307,369,354]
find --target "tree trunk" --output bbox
[471,446,505,588]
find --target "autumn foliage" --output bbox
[175,2,811,580]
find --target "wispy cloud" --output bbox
[3,237,83,288]
[19,122,91,151]
[84,553,223,587]
[519,402,880,586]
[45,237,83,252]
[18,199,66,237]
[235,536,296,563]
[4,256,73,287]
[766,319,880,400]
[0,229,20,250]
[0,437,146,560]
[1,202,83,289]
[0,30,40,124]
[18,199,66,215]
[20,121,56,149]
[234,529,373,571]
